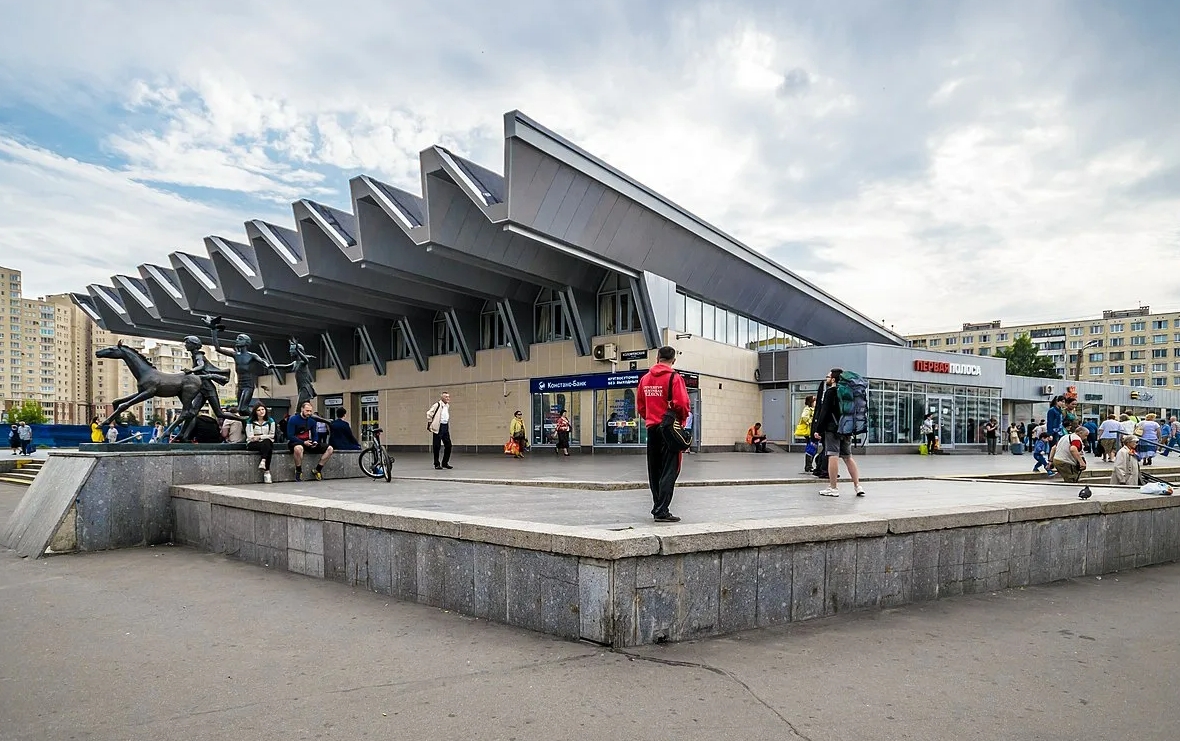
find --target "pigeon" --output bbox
[1078,486,1093,500]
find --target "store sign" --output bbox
[1084,394,1103,401]
[323,396,345,406]
[619,350,648,361]
[913,360,982,376]
[530,371,643,394]
[359,394,379,404]
[1130,391,1154,401]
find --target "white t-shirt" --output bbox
[438,402,450,425]
[1053,433,1084,464]
[1119,420,1136,436]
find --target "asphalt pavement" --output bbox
[2,483,1178,740]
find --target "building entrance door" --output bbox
[927,395,955,449]
[358,393,380,444]
[687,389,700,452]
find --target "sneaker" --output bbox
[819,487,840,497]
[1047,471,1057,478]
[434,464,442,470]
[855,486,866,497]
[263,471,272,484]
[258,460,266,470]
[442,464,453,470]
[313,470,323,481]
[653,514,681,523]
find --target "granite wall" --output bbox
[170,486,1180,647]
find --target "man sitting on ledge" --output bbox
[746,422,769,453]
[286,401,335,481]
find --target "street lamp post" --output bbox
[1074,339,1101,382]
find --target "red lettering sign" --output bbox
[913,360,951,373]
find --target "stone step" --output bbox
[0,474,33,486]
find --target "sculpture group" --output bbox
[95,316,318,442]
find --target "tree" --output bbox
[149,414,164,426]
[995,335,1060,378]
[10,399,48,425]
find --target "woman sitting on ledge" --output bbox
[246,403,276,484]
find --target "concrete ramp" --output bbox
[1,456,96,558]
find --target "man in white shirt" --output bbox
[426,392,453,470]
[1096,413,1122,462]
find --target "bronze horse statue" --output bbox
[95,341,209,440]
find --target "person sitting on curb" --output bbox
[328,408,362,451]
[1111,434,1141,486]
[1051,423,1089,484]
[746,423,769,453]
[286,401,335,481]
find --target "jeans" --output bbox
[246,439,274,469]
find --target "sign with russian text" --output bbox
[913,360,982,376]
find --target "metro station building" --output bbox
[71,110,1180,453]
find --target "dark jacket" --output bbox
[329,419,361,451]
[1047,405,1064,436]
[287,413,329,446]
[813,383,841,434]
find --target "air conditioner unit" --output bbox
[1041,384,1054,395]
[592,343,617,362]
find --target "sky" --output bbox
[1,0,1178,335]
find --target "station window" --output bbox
[433,312,459,356]
[597,274,641,335]
[480,301,510,350]
[391,325,413,360]
[352,329,372,366]
[534,289,572,344]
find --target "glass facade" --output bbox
[673,291,805,351]
[531,392,581,447]
[594,388,646,445]
[789,380,1001,446]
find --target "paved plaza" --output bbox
[0,475,1177,741]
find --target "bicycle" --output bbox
[358,427,394,482]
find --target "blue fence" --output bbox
[8,424,157,449]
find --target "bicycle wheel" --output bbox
[358,447,383,479]
[382,449,393,482]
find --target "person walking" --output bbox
[8,425,19,455]
[1097,413,1122,462]
[1032,432,1056,477]
[1082,418,1099,455]
[636,345,690,523]
[796,395,816,471]
[984,417,999,455]
[1111,434,1141,486]
[17,422,33,455]
[426,392,453,470]
[815,368,865,497]
[106,422,119,444]
[1046,397,1065,445]
[1159,417,1175,457]
[286,401,334,481]
[509,410,527,459]
[554,410,572,457]
[245,403,276,484]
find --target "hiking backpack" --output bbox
[835,371,869,437]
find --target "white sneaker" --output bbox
[258,460,266,470]
[819,487,840,497]
[263,471,272,484]
[855,486,866,497]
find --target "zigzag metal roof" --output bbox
[74,109,903,357]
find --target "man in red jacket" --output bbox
[636,345,691,522]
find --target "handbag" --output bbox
[659,377,691,452]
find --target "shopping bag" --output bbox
[503,440,519,456]
[919,443,928,456]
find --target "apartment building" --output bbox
[905,307,1180,388]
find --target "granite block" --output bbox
[636,583,677,645]
[366,528,393,596]
[391,532,420,601]
[744,516,889,547]
[1132,510,1155,568]
[322,520,346,582]
[505,548,544,633]
[255,544,287,570]
[1008,500,1101,522]
[442,539,475,614]
[825,539,858,615]
[170,454,204,485]
[636,555,680,589]
[1099,496,1180,514]
[303,553,325,579]
[888,506,1008,534]
[854,537,886,610]
[677,552,721,640]
[540,566,581,640]
[253,511,288,550]
[719,549,758,633]
[912,530,941,572]
[755,545,793,627]
[937,529,966,597]
[458,517,552,551]
[416,536,447,607]
[881,535,914,607]
[578,561,611,643]
[107,458,147,548]
[547,527,660,559]
[344,524,369,588]
[287,518,324,556]
[791,543,826,622]
[657,524,750,555]
[210,503,227,553]
[383,509,464,538]
[287,549,307,575]
[1083,516,1106,575]
[1029,521,1054,584]
[1152,508,1180,564]
[611,559,638,647]
[912,567,939,602]
[76,462,113,551]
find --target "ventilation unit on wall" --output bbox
[1041,384,1054,395]
[592,343,617,362]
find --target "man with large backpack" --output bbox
[813,367,866,497]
